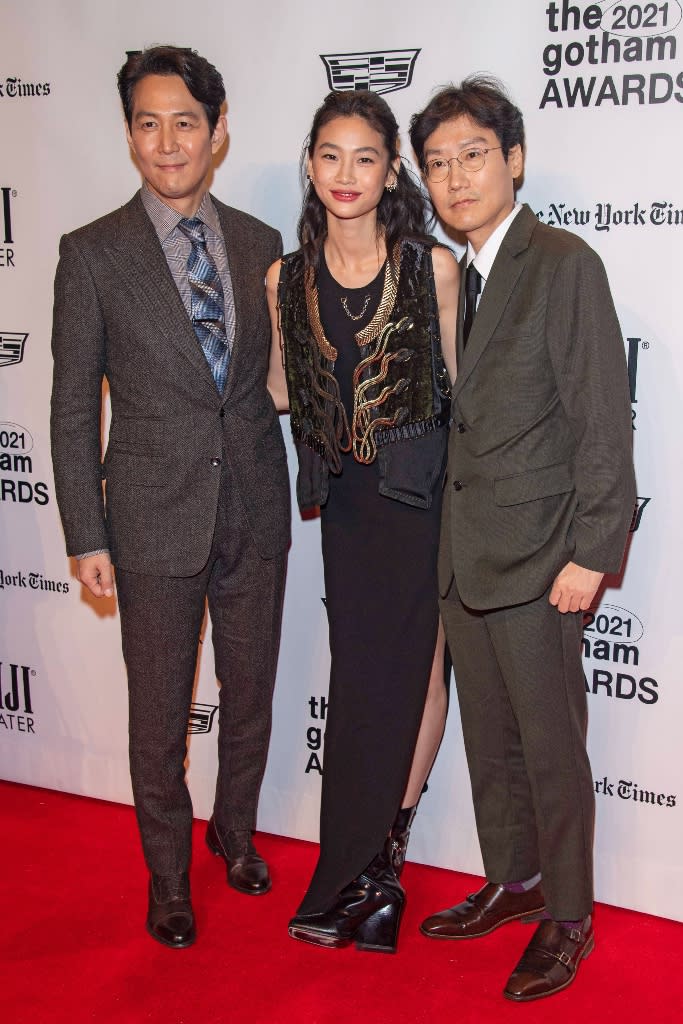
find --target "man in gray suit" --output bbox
[410,79,635,1000]
[50,46,290,948]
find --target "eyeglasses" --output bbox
[424,147,503,182]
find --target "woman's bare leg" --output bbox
[401,619,448,808]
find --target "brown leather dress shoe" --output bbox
[420,881,545,939]
[146,872,196,949]
[206,816,271,895]
[503,917,594,1001]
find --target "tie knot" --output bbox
[178,217,206,244]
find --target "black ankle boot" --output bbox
[288,842,405,953]
[146,872,195,949]
[389,805,417,877]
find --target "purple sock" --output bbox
[503,872,541,894]
[540,914,591,933]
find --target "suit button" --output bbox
[453,479,463,491]
[457,422,466,433]
[219,408,225,418]
[211,457,221,467]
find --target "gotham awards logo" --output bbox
[583,604,658,704]
[540,0,683,108]
[320,49,420,94]
[0,421,50,506]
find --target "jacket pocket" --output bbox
[107,416,166,456]
[494,461,573,507]
[104,449,169,487]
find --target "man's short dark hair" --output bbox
[117,45,225,133]
[409,75,525,168]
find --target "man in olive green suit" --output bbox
[410,78,635,1001]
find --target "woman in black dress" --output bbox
[267,90,458,952]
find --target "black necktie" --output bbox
[463,263,482,348]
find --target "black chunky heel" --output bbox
[354,885,404,953]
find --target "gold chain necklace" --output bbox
[304,241,402,362]
[340,293,372,321]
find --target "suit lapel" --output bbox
[105,194,220,399]
[451,204,538,402]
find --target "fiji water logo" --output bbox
[0,662,35,734]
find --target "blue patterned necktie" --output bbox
[178,217,229,391]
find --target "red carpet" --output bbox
[2,780,681,1023]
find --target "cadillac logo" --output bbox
[0,332,28,368]
[188,701,218,735]
[320,49,421,95]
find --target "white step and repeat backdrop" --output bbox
[1,1,681,920]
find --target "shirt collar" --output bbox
[140,184,222,242]
[467,202,522,282]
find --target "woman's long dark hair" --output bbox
[297,90,429,275]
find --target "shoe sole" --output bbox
[288,926,350,949]
[354,940,398,954]
[287,927,398,954]
[502,935,596,1002]
[228,877,272,896]
[420,907,546,940]
[145,922,196,949]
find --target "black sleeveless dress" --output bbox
[297,251,443,915]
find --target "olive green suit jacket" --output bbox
[439,204,635,610]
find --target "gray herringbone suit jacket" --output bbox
[50,192,290,573]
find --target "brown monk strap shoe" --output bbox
[206,816,272,895]
[503,917,594,1001]
[420,881,545,939]
[146,872,196,949]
